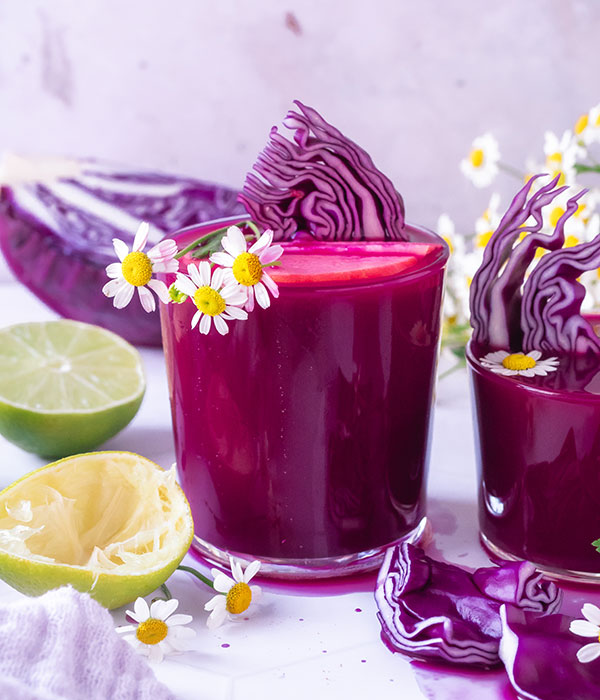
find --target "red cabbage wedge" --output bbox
[0,155,244,346]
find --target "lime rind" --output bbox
[0,452,194,609]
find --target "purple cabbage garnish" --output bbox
[499,605,600,700]
[375,543,561,668]
[0,156,244,345]
[239,101,406,241]
[522,235,600,356]
[469,175,588,351]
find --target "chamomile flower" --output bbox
[569,603,600,663]
[543,130,582,185]
[574,104,600,145]
[204,558,261,629]
[116,597,196,664]
[459,133,500,188]
[210,226,283,311]
[175,261,248,335]
[475,193,502,249]
[102,221,178,312]
[480,350,559,377]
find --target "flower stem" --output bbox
[177,564,215,589]
[174,220,259,259]
[439,359,466,381]
[160,583,173,600]
[574,163,600,175]
[498,161,525,180]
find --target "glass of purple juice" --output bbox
[468,339,600,582]
[466,171,600,583]
[159,215,448,578]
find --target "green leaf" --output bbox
[592,538,600,552]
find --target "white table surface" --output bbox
[0,280,505,700]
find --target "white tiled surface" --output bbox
[0,282,493,699]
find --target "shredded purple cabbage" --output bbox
[500,606,599,700]
[469,175,587,350]
[522,236,600,355]
[375,543,561,668]
[239,101,406,241]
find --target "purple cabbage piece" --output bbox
[469,175,586,350]
[0,157,244,346]
[239,101,406,241]
[499,605,600,700]
[521,235,600,356]
[375,543,561,668]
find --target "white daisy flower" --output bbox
[116,597,196,664]
[475,193,502,249]
[543,130,582,185]
[574,104,600,145]
[204,558,261,629]
[570,603,600,663]
[480,350,559,377]
[459,133,500,188]
[102,221,178,313]
[175,262,248,336]
[210,226,283,312]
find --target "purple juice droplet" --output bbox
[355,608,362,612]
[221,643,230,649]
[361,659,367,663]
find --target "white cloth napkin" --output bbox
[0,586,176,700]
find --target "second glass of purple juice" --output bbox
[160,216,448,577]
[468,337,600,582]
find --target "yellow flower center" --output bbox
[469,148,484,168]
[121,251,153,287]
[502,353,536,371]
[549,206,565,228]
[476,230,493,249]
[565,234,579,248]
[136,618,168,645]
[550,169,566,187]
[232,252,263,286]
[546,152,562,168]
[575,114,589,135]
[193,286,226,316]
[596,113,600,127]
[225,582,252,615]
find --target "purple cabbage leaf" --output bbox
[499,605,600,700]
[521,234,600,356]
[239,101,406,241]
[375,543,561,668]
[469,175,586,350]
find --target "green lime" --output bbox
[0,451,194,608]
[0,320,145,457]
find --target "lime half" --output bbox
[0,320,145,457]
[0,452,194,608]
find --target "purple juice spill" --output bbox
[160,217,447,569]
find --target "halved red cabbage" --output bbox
[375,543,561,668]
[239,101,406,241]
[0,156,244,346]
[521,235,600,355]
[469,175,587,351]
[499,606,599,700]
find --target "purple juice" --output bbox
[467,339,600,579]
[160,217,447,577]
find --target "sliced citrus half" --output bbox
[0,320,145,457]
[0,452,194,608]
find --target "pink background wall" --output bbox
[0,0,599,280]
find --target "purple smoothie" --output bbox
[467,338,600,578]
[160,217,447,575]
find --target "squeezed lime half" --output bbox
[0,320,145,457]
[0,451,193,608]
